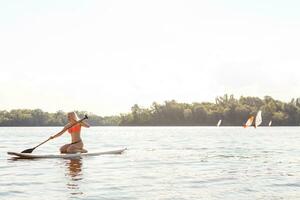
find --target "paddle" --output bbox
[21,115,88,153]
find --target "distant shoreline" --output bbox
[1,94,300,126]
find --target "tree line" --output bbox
[0,110,119,126]
[1,95,300,126]
[119,95,300,126]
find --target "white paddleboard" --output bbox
[7,148,127,159]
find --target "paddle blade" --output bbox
[21,148,35,153]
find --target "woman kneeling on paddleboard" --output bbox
[50,112,90,153]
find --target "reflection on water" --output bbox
[66,159,82,179]
[65,159,84,196]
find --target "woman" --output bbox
[50,112,90,153]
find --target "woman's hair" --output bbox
[67,112,80,121]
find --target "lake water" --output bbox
[0,127,299,200]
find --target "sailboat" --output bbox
[243,116,254,128]
[254,110,262,128]
[268,120,272,127]
[217,119,222,127]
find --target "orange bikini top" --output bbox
[68,124,81,134]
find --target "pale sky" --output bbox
[1,0,300,115]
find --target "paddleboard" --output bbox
[7,148,126,159]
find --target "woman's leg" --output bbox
[66,143,88,153]
[60,144,71,153]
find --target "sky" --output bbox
[1,0,300,116]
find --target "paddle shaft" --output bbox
[32,115,88,150]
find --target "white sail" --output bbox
[217,120,222,127]
[243,116,254,128]
[268,120,272,127]
[255,110,262,128]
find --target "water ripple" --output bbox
[1,127,300,200]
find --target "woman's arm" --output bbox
[80,121,90,128]
[50,124,70,139]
